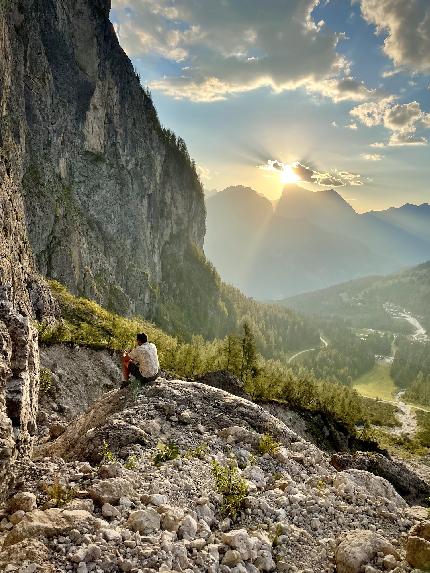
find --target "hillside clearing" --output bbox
[353,363,397,401]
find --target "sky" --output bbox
[110,0,430,213]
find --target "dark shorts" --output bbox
[129,362,159,384]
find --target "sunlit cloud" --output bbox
[361,153,384,161]
[196,164,211,180]
[112,0,376,103]
[351,98,430,146]
[359,0,430,74]
[258,160,363,187]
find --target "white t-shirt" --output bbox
[129,342,159,378]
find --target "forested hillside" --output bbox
[282,261,430,334]
[393,339,430,405]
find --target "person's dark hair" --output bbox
[136,332,148,344]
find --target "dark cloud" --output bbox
[291,162,314,182]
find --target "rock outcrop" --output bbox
[331,451,430,507]
[2,0,209,333]
[0,379,422,572]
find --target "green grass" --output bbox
[353,363,397,402]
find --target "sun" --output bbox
[281,164,301,184]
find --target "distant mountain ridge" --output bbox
[204,185,430,299]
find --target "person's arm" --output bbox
[128,348,138,361]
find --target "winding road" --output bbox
[378,304,428,436]
[288,336,328,364]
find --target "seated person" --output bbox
[121,332,160,387]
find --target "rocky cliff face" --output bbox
[0,3,57,500]
[10,0,205,323]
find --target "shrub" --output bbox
[258,433,281,456]
[124,454,138,470]
[271,523,284,547]
[41,475,76,507]
[185,443,209,460]
[39,368,54,394]
[100,440,117,464]
[211,459,248,520]
[153,442,180,465]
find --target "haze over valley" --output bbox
[205,184,430,299]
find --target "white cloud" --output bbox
[381,68,401,78]
[196,164,211,180]
[359,0,430,73]
[361,153,384,161]
[112,0,375,102]
[346,122,358,130]
[351,98,430,146]
[388,133,427,147]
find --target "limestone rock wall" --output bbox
[13,0,206,320]
[0,3,56,500]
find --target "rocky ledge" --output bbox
[0,379,429,573]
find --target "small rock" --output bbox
[382,554,398,570]
[67,499,95,513]
[406,520,430,570]
[89,478,135,505]
[148,494,168,507]
[7,492,37,514]
[222,549,242,567]
[126,508,160,535]
[178,515,198,540]
[77,462,93,474]
[98,463,123,479]
[335,530,399,573]
[222,529,255,560]
[102,503,120,518]
[49,421,67,439]
[9,510,26,525]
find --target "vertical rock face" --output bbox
[11,0,206,322]
[0,0,208,497]
[0,3,56,500]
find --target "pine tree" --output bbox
[241,322,258,381]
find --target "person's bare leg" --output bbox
[121,354,130,382]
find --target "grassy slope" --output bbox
[353,363,397,402]
[39,280,398,433]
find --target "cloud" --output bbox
[383,101,424,132]
[388,133,427,146]
[196,164,211,180]
[361,153,384,161]
[359,0,430,73]
[351,98,430,146]
[346,122,358,130]
[112,0,375,102]
[258,160,363,187]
